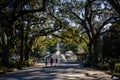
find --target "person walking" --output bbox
[54,58,58,66]
[49,57,54,67]
[44,57,48,67]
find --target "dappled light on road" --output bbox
[0,63,119,80]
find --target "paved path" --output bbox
[0,62,119,80]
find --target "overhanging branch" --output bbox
[96,16,119,37]
[15,0,46,21]
[100,30,120,36]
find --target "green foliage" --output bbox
[107,0,120,16]
[0,0,119,68]
[97,62,120,72]
[102,23,120,59]
[28,58,33,63]
[9,59,16,68]
[59,27,80,44]
[115,63,120,72]
[9,59,33,69]
[0,66,18,75]
[47,45,56,54]
[32,36,58,56]
[0,0,48,67]
[97,62,109,70]
[33,36,57,50]
[62,44,78,53]
[0,66,7,74]
[7,68,17,72]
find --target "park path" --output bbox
[0,62,119,80]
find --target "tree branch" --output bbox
[107,0,120,16]
[99,30,120,36]
[14,0,46,21]
[96,17,118,37]
[71,9,92,39]
[85,0,95,37]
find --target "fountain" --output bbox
[55,42,60,56]
[65,50,77,62]
[54,42,67,62]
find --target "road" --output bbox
[0,62,119,80]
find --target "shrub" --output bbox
[28,58,33,66]
[9,60,16,68]
[115,63,120,72]
[97,62,109,70]
[83,60,91,67]
[7,68,17,72]
[0,66,7,75]
[97,62,120,72]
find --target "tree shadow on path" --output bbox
[0,64,59,80]
[0,62,119,80]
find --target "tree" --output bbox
[102,23,120,60]
[0,0,46,67]
[107,0,120,16]
[58,0,118,65]
[0,0,68,67]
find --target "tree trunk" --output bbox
[24,44,33,61]
[1,44,9,67]
[93,39,99,67]
[1,33,9,67]
[24,36,30,61]
[24,35,37,61]
[20,21,24,61]
[24,48,29,61]
[88,40,93,66]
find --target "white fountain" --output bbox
[55,42,60,56]
[55,42,67,62]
